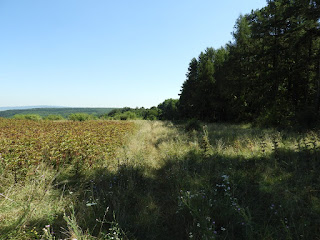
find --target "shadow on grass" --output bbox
[2,146,320,239]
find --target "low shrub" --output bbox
[68,113,96,121]
[44,114,65,120]
[12,114,42,121]
[185,118,201,131]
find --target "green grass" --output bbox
[1,120,319,239]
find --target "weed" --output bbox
[1,120,320,239]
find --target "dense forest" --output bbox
[178,0,320,127]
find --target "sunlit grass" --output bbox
[1,120,319,239]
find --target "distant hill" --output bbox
[0,108,116,118]
[0,106,65,111]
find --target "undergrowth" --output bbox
[0,120,319,239]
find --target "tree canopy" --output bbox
[178,0,320,127]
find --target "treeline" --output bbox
[100,99,179,120]
[6,1,320,127]
[8,100,179,121]
[12,113,96,121]
[178,0,320,127]
[0,108,115,118]
[101,107,159,120]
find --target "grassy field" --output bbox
[0,119,319,239]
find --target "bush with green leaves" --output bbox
[68,113,96,121]
[120,111,139,120]
[12,114,42,121]
[44,114,65,121]
[185,118,201,131]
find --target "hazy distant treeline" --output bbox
[2,104,175,121]
[0,108,115,119]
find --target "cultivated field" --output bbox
[0,119,135,180]
[0,119,320,239]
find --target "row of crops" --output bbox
[0,118,135,181]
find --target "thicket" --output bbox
[101,101,180,121]
[12,114,42,121]
[101,107,160,120]
[68,113,97,121]
[44,114,65,120]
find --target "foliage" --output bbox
[144,107,160,120]
[179,48,228,121]
[185,118,201,132]
[44,114,65,121]
[0,108,116,118]
[1,120,320,239]
[157,98,179,120]
[12,114,42,121]
[68,113,96,121]
[111,111,141,120]
[1,104,177,122]
[178,0,320,127]
[102,106,161,120]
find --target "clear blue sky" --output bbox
[0,0,267,108]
